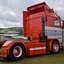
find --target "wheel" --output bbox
[8,43,26,61]
[51,40,60,54]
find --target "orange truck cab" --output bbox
[0,2,64,61]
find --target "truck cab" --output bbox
[23,2,62,43]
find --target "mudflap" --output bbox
[60,44,64,51]
[0,57,7,62]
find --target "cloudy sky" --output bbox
[0,0,64,28]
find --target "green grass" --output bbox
[1,51,64,64]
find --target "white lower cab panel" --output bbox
[45,26,62,43]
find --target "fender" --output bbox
[2,40,27,55]
[47,38,59,51]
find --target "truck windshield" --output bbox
[54,20,60,26]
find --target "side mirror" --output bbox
[61,21,64,28]
[62,21,64,28]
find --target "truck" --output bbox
[0,2,64,61]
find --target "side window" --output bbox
[54,20,60,26]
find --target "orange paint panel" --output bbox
[47,39,53,51]
[23,11,30,37]
[28,12,45,38]
[25,43,35,56]
[25,42,46,56]
[34,42,46,55]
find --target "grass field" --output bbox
[1,51,64,64]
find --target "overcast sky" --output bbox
[0,0,64,28]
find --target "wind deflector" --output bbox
[27,2,46,14]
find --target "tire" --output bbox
[51,40,60,54]
[8,43,26,61]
